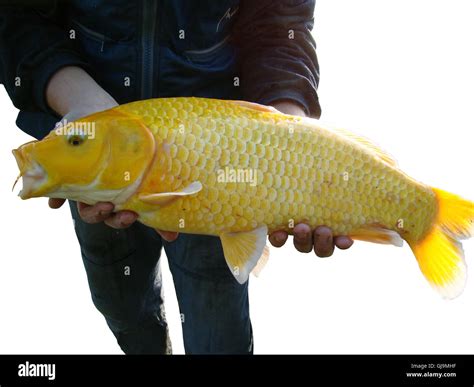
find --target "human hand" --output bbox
[154,230,179,242]
[48,198,138,228]
[269,225,353,257]
[270,99,308,117]
[268,100,354,257]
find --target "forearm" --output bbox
[234,0,320,117]
[0,4,92,112]
[46,66,117,117]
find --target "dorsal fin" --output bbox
[230,100,281,114]
[332,127,398,167]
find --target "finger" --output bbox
[48,198,65,209]
[293,223,313,253]
[335,236,354,250]
[313,226,335,257]
[155,230,179,242]
[104,211,138,229]
[77,201,114,224]
[269,231,288,247]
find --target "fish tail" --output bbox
[408,188,473,299]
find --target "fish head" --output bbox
[12,109,156,204]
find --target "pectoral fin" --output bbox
[138,181,202,206]
[220,225,269,284]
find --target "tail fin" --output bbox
[408,188,474,299]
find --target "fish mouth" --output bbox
[12,148,49,199]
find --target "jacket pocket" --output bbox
[183,35,231,63]
[71,20,138,102]
[72,20,116,44]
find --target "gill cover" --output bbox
[92,109,156,193]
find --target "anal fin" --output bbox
[349,224,404,247]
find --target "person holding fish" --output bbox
[0,1,353,353]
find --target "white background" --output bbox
[0,0,473,354]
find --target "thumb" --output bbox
[155,230,179,242]
[48,198,66,209]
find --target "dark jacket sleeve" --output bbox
[0,1,90,114]
[233,0,321,118]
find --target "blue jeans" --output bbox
[69,201,253,354]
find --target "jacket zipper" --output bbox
[141,0,157,99]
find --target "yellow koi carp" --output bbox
[12,98,474,298]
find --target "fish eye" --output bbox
[67,134,86,146]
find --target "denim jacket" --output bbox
[0,0,320,139]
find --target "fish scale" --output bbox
[13,97,473,296]
[117,97,436,239]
